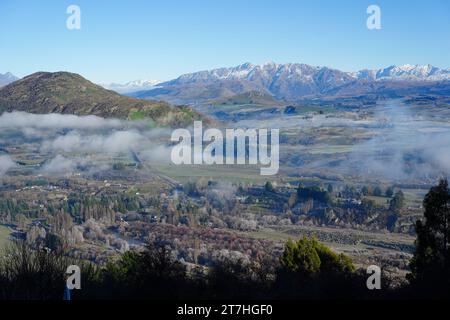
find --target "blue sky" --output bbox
[0,0,449,83]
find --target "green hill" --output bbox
[0,71,202,127]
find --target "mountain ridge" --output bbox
[165,62,450,83]
[0,72,19,87]
[132,62,450,104]
[100,79,161,94]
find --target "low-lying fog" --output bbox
[0,99,449,183]
[0,112,173,176]
[347,101,450,181]
[234,99,450,182]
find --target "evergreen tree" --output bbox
[373,186,383,197]
[280,237,354,276]
[409,179,450,294]
[385,186,394,198]
[280,238,321,275]
[327,184,333,193]
[389,190,405,212]
[264,181,275,193]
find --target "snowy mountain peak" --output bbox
[2,72,16,79]
[100,79,161,94]
[0,72,19,87]
[168,62,450,84]
[373,64,447,80]
[167,62,349,85]
[134,62,450,103]
[123,79,161,87]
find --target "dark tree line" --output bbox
[0,238,382,300]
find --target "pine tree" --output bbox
[409,179,450,292]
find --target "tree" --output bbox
[15,214,27,229]
[385,186,394,198]
[327,184,333,193]
[297,185,332,205]
[342,185,357,198]
[408,179,450,293]
[264,181,275,193]
[361,198,376,212]
[280,237,355,276]
[0,240,89,300]
[301,199,313,215]
[280,238,321,275]
[288,193,297,208]
[45,233,63,252]
[361,186,369,196]
[314,241,355,274]
[389,190,405,212]
[373,186,382,197]
[277,237,365,299]
[100,241,188,299]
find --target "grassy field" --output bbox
[242,224,415,267]
[0,225,12,249]
[305,144,354,155]
[365,195,390,207]
[154,164,275,184]
[402,189,427,206]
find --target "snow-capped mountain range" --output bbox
[168,62,450,84]
[0,72,19,87]
[353,64,450,81]
[101,79,161,94]
[132,62,450,103]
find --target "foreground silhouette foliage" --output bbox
[0,238,374,300]
[0,241,94,299]
[408,179,450,297]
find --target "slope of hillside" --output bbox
[0,72,202,127]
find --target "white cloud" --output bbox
[0,155,15,176]
[0,112,122,130]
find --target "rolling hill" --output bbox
[0,71,202,127]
